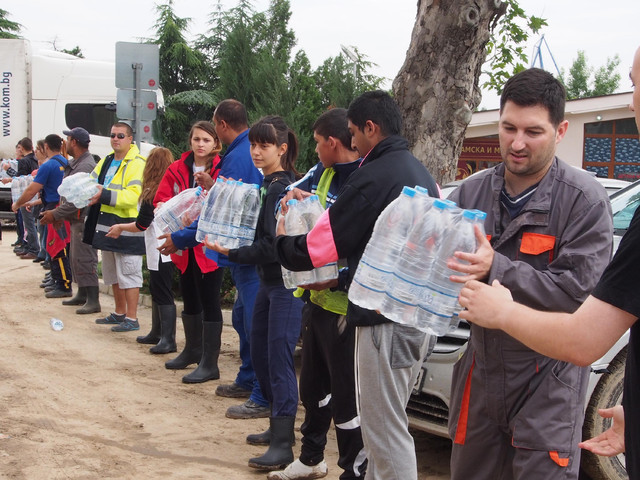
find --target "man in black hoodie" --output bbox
[275,91,438,480]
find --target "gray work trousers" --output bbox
[355,322,430,480]
[69,221,98,287]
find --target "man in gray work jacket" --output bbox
[445,68,613,479]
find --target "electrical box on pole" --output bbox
[115,42,160,149]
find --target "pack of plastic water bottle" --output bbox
[10,175,34,203]
[154,186,205,234]
[281,195,339,289]
[196,178,261,248]
[0,159,18,180]
[57,172,100,208]
[348,186,486,336]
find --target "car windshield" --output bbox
[610,180,640,233]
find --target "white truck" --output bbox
[0,38,160,221]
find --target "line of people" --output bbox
[9,61,625,480]
[11,131,102,315]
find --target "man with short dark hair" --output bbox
[445,68,613,479]
[203,99,269,420]
[457,45,640,480]
[40,127,100,314]
[85,122,145,332]
[275,90,439,480]
[13,134,72,297]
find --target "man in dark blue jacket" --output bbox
[274,91,438,480]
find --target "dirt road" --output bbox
[0,228,451,479]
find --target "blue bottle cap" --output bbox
[401,186,416,197]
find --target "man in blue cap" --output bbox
[40,127,100,313]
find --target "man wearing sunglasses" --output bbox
[84,122,146,332]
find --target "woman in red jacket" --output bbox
[154,121,225,384]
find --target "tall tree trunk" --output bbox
[393,0,506,185]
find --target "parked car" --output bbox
[408,177,640,480]
[0,182,13,223]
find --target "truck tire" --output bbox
[581,346,628,480]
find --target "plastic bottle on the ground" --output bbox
[50,318,64,331]
[348,186,419,311]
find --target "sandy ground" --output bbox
[0,227,452,479]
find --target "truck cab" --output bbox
[0,39,161,223]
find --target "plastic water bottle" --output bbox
[381,198,448,326]
[303,195,338,282]
[348,186,419,311]
[11,175,32,203]
[182,187,205,225]
[446,209,487,332]
[237,183,260,247]
[415,209,483,335]
[281,199,316,288]
[10,176,21,202]
[155,187,203,234]
[216,180,240,246]
[57,172,100,208]
[50,318,64,331]
[196,178,229,243]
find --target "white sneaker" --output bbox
[267,458,328,480]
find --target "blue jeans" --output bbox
[34,205,48,260]
[229,264,267,406]
[20,206,39,255]
[250,282,303,417]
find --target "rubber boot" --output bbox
[150,304,177,354]
[62,286,87,306]
[76,286,102,315]
[182,321,222,383]
[137,302,161,344]
[248,416,295,470]
[165,312,203,370]
[246,427,295,447]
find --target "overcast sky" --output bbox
[3,0,638,109]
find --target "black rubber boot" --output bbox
[165,312,203,370]
[76,286,102,315]
[248,416,295,470]
[247,428,271,446]
[137,302,161,344]
[150,304,177,354]
[246,427,295,447]
[62,286,87,306]
[182,321,222,383]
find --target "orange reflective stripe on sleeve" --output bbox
[454,353,475,445]
[549,451,570,467]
